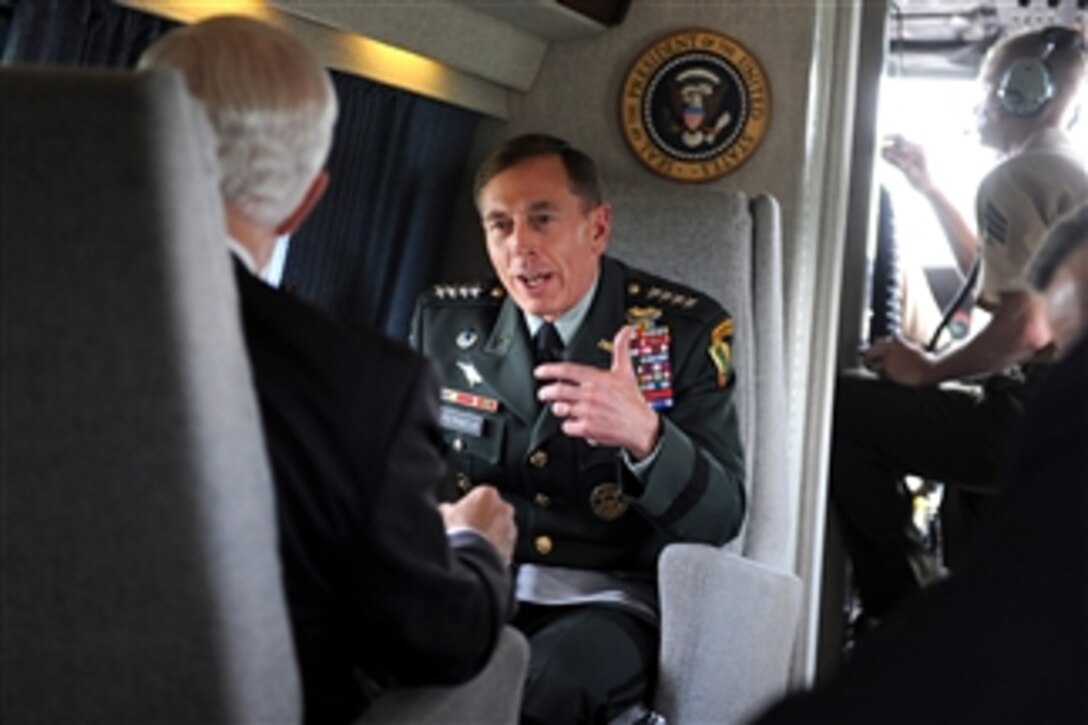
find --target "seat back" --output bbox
[608,184,792,569]
[609,184,800,723]
[2,67,301,722]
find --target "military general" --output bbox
[411,133,746,724]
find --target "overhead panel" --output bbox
[272,0,548,92]
[557,0,630,28]
[458,0,612,42]
[888,0,1087,78]
[119,0,628,118]
[116,0,511,118]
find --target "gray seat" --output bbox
[2,67,301,722]
[609,184,802,724]
[360,627,529,724]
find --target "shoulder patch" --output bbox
[708,315,734,388]
[711,317,734,341]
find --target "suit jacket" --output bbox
[410,256,745,575]
[235,262,511,725]
[757,335,1088,724]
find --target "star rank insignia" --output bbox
[432,283,484,300]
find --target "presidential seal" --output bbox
[620,29,771,182]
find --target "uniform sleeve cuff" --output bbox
[622,428,664,477]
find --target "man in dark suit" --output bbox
[140,16,516,725]
[411,134,746,723]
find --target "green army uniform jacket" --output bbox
[410,256,746,575]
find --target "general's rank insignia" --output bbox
[629,316,674,411]
[708,317,734,388]
[589,483,628,521]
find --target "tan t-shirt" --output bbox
[976,128,1088,310]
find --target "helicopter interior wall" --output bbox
[442,1,820,290]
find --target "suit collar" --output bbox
[228,238,260,275]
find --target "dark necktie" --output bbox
[533,321,564,366]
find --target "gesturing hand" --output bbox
[881,135,934,194]
[535,324,660,459]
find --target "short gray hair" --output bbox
[1027,202,1088,291]
[473,134,604,212]
[140,15,338,229]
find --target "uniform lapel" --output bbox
[474,297,537,424]
[565,257,626,369]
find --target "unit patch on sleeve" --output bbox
[708,317,734,388]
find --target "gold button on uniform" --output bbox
[529,449,549,468]
[534,493,551,508]
[534,535,553,555]
[451,438,465,453]
[456,473,472,493]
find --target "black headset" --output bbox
[996,26,1085,117]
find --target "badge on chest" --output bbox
[440,386,500,440]
[628,307,674,411]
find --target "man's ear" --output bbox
[590,201,612,254]
[275,170,330,236]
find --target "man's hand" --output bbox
[439,486,517,565]
[881,135,934,194]
[862,336,936,387]
[535,324,660,459]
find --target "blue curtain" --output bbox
[283,73,481,339]
[2,0,176,66]
[3,0,482,339]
